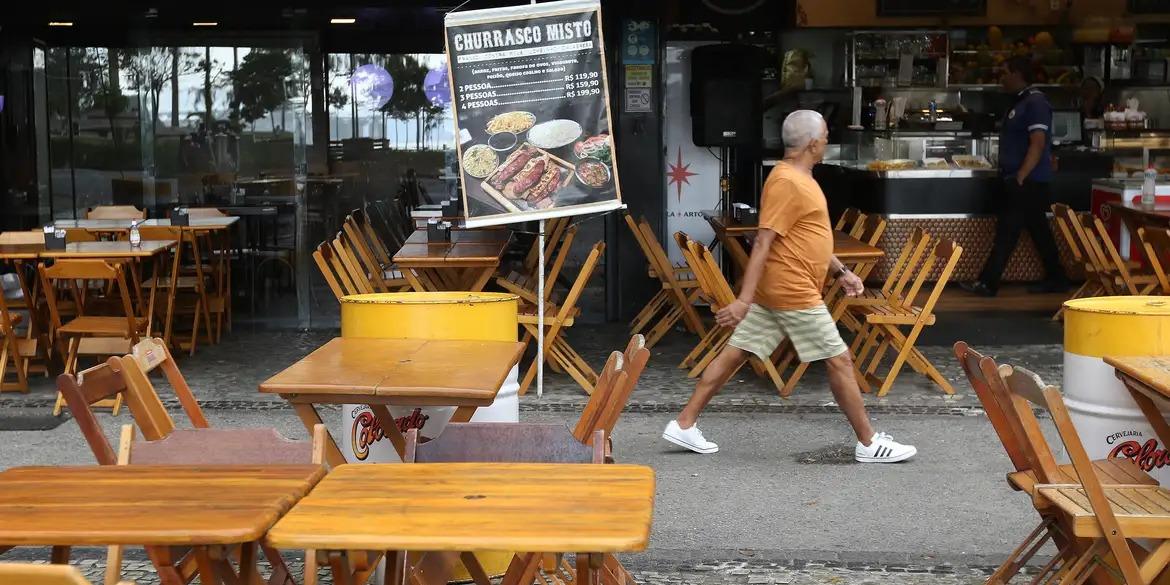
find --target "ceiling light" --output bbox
[330,17,356,24]
[192,21,218,26]
[48,21,74,27]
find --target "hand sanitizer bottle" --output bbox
[129,220,142,247]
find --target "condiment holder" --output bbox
[427,218,452,243]
[42,226,66,250]
[171,207,190,226]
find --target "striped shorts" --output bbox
[728,303,848,363]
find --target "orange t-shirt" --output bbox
[754,162,833,310]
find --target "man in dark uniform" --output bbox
[961,57,1069,297]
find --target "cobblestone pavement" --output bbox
[14,552,1009,585]
[0,321,1063,415]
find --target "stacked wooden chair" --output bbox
[1139,226,1170,295]
[136,225,214,356]
[624,213,704,348]
[341,210,411,293]
[0,289,32,393]
[954,342,1158,584]
[848,237,962,396]
[1083,213,1159,296]
[1051,203,1109,320]
[0,232,52,384]
[56,336,325,585]
[518,242,605,395]
[497,225,579,304]
[675,232,789,394]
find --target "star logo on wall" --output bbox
[666,147,698,202]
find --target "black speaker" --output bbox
[690,44,765,148]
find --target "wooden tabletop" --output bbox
[266,463,655,552]
[0,240,176,260]
[1107,201,1170,225]
[0,465,324,546]
[705,214,758,235]
[395,229,511,267]
[703,214,883,260]
[259,337,525,405]
[1106,356,1170,401]
[54,218,239,231]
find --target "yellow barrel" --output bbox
[339,292,519,583]
[1064,297,1170,484]
[341,292,518,341]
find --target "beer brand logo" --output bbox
[350,408,430,461]
[1109,438,1170,471]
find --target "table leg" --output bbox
[577,553,601,585]
[163,238,183,347]
[192,547,223,585]
[369,404,407,459]
[292,403,347,467]
[237,541,260,585]
[328,552,355,585]
[450,406,478,423]
[1123,378,1170,449]
[466,266,496,292]
[50,545,71,564]
[403,269,428,292]
[499,553,542,585]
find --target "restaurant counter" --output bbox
[765,159,1102,283]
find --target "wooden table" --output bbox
[393,229,511,292]
[266,463,655,585]
[0,464,324,585]
[259,337,526,466]
[704,213,884,274]
[1107,356,1170,450]
[53,217,240,233]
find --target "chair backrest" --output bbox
[625,212,659,271]
[1140,226,1170,294]
[405,423,604,463]
[902,239,961,314]
[1074,213,1122,293]
[1039,377,1144,583]
[571,350,627,443]
[881,227,932,299]
[0,230,44,245]
[592,335,651,442]
[39,259,138,335]
[1051,203,1088,265]
[331,231,375,294]
[313,240,358,300]
[833,207,862,232]
[354,208,395,269]
[0,564,115,585]
[685,236,736,308]
[342,215,390,292]
[540,224,578,300]
[87,205,146,220]
[998,364,1066,485]
[126,425,325,466]
[115,337,209,431]
[952,342,1032,473]
[638,217,704,332]
[57,360,165,465]
[1088,214,1142,295]
[553,242,605,322]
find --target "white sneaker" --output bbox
[855,432,916,463]
[662,420,719,454]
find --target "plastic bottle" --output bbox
[129,219,142,247]
[1142,165,1157,209]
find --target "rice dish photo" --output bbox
[462,144,499,178]
[486,111,536,135]
[527,119,583,149]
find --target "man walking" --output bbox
[661,110,916,463]
[961,57,1069,297]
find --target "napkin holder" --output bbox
[731,203,751,220]
[43,228,66,250]
[427,219,451,243]
[742,208,759,224]
[171,208,190,226]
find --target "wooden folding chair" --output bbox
[0,293,30,393]
[135,226,212,355]
[0,563,133,585]
[623,213,696,338]
[1008,366,1170,585]
[86,205,146,220]
[571,335,651,462]
[523,216,570,277]
[518,242,605,395]
[954,342,1156,584]
[1139,226,1170,295]
[330,231,377,295]
[41,260,148,415]
[342,211,410,293]
[1081,213,1158,296]
[850,239,962,396]
[497,225,578,304]
[1050,204,1107,320]
[832,227,931,333]
[57,339,326,585]
[313,240,360,301]
[183,208,234,335]
[632,216,705,347]
[677,233,789,394]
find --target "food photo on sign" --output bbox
[444,0,621,227]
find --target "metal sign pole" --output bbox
[537,219,545,398]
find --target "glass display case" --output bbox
[847,31,948,88]
[1096,130,1170,177]
[830,130,996,177]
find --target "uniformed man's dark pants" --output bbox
[978,179,1066,291]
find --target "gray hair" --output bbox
[782,110,826,150]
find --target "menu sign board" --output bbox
[445,0,622,228]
